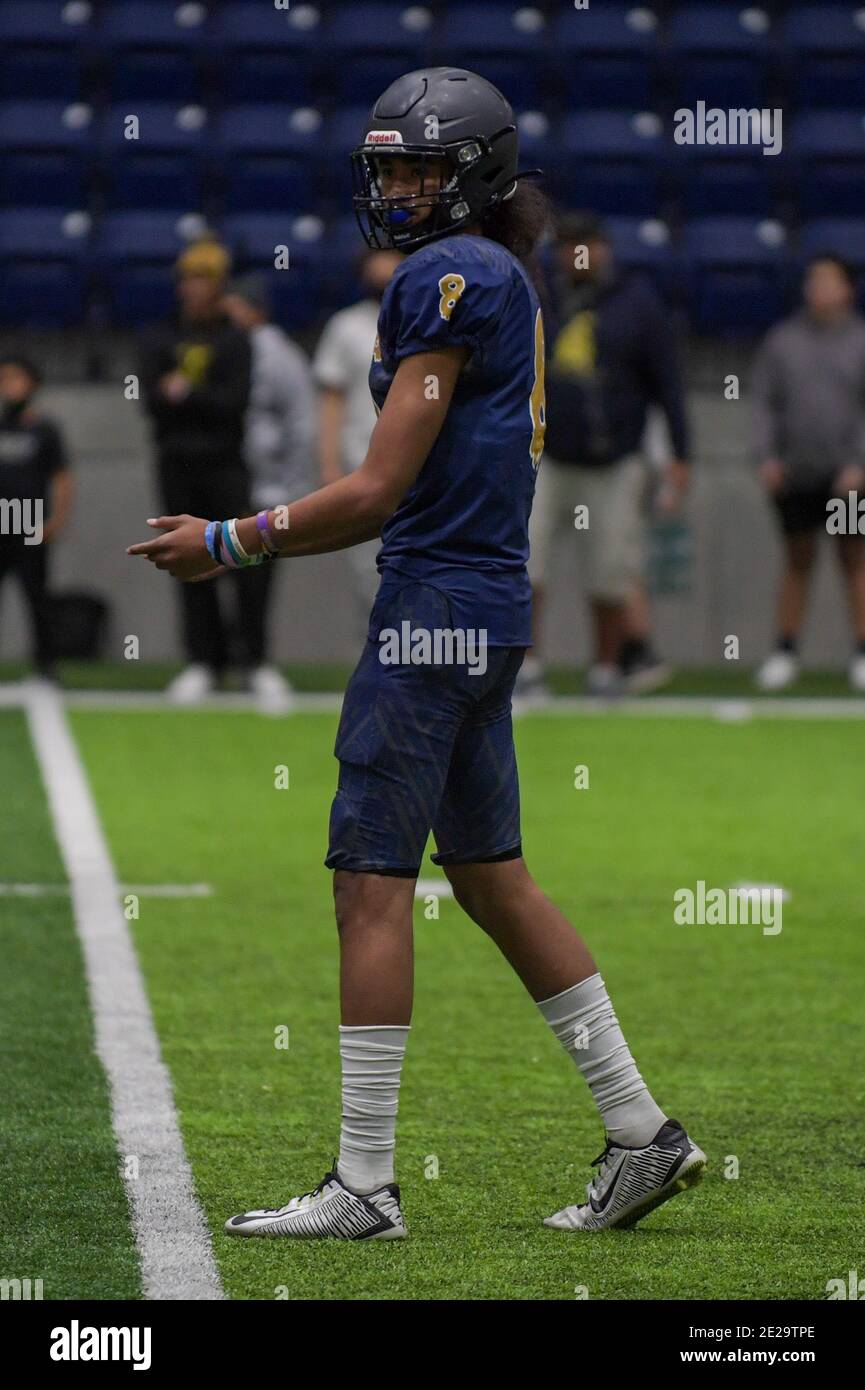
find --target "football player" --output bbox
[130,69,706,1239]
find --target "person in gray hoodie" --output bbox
[751,254,865,692]
[222,274,317,710]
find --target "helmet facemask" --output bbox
[351,138,505,251]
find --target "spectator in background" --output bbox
[139,236,252,704]
[523,212,689,697]
[0,356,73,683]
[752,255,865,693]
[222,273,317,711]
[312,248,402,634]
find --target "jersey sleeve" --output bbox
[385,253,513,364]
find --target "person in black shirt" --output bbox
[139,236,255,703]
[0,355,73,679]
[525,213,690,697]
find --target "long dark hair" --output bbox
[481,180,553,260]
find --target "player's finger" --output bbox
[188,566,226,583]
[145,515,184,531]
[127,538,166,556]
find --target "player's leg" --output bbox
[520,453,568,695]
[432,653,705,1230]
[834,531,865,690]
[227,583,469,1239]
[579,459,637,694]
[756,496,820,690]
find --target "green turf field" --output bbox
[4,702,864,1300]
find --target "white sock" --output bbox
[337,1024,409,1194]
[538,973,667,1147]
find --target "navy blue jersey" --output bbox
[368,234,546,646]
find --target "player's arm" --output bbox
[128,346,469,576]
[318,387,348,487]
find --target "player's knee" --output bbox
[444,859,534,931]
[333,869,368,934]
[787,537,817,574]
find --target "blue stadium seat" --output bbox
[672,139,777,217]
[789,112,865,217]
[322,107,372,207]
[0,1,93,43]
[666,5,773,110]
[222,214,325,328]
[95,212,212,326]
[0,207,90,259]
[681,217,790,333]
[515,110,558,172]
[0,261,87,327]
[98,1,208,102]
[322,213,372,309]
[551,112,666,216]
[0,101,92,208]
[98,1,208,47]
[216,106,322,213]
[329,4,433,104]
[0,49,81,101]
[434,6,548,109]
[605,216,675,273]
[211,0,321,103]
[799,218,865,268]
[547,3,659,110]
[99,104,210,211]
[96,211,211,260]
[0,208,90,328]
[785,5,865,109]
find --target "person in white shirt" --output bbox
[222,274,317,710]
[312,250,402,634]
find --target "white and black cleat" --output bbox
[544,1118,707,1232]
[225,1165,407,1241]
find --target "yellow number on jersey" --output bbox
[438,273,466,321]
[529,307,546,470]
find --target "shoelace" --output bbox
[586,1138,621,1204]
[262,1172,334,1216]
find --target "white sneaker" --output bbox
[585,663,624,698]
[755,650,799,692]
[225,1166,407,1241]
[848,654,865,693]
[544,1118,707,1232]
[249,665,294,714]
[165,664,215,704]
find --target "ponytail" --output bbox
[481,180,553,260]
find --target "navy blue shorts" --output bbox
[325,581,526,877]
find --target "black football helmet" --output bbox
[351,67,536,251]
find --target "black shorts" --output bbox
[773,483,841,536]
[325,581,526,878]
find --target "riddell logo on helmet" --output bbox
[365,130,404,145]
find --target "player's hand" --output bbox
[158,372,191,403]
[127,514,220,581]
[655,458,689,515]
[759,457,785,495]
[832,463,865,496]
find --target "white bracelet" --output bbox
[227,517,250,562]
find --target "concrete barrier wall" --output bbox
[0,384,853,670]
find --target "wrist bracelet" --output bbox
[256,509,279,555]
[220,519,243,568]
[227,517,250,562]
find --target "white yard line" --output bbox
[2,683,864,720]
[23,684,225,1301]
[0,883,213,897]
